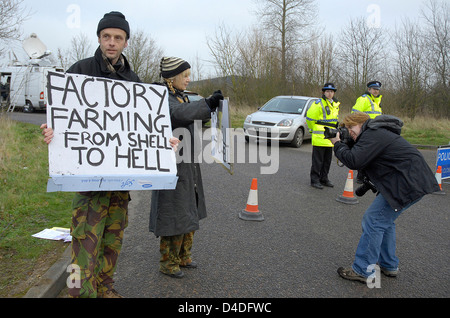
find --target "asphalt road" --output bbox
[9,111,450,299]
[114,129,449,299]
[5,111,48,126]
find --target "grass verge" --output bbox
[0,114,73,297]
[401,116,450,146]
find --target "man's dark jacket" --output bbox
[67,47,140,83]
[334,115,440,211]
[66,46,140,198]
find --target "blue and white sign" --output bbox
[436,146,450,179]
[45,72,178,192]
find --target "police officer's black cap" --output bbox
[322,83,337,92]
[367,81,382,89]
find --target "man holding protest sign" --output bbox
[41,11,180,298]
[149,57,223,278]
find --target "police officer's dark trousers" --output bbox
[310,146,333,184]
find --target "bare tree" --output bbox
[70,32,92,63]
[235,27,281,102]
[254,0,318,83]
[421,0,449,116]
[56,47,72,70]
[126,29,163,83]
[296,33,336,94]
[207,23,282,103]
[317,35,336,86]
[236,27,277,79]
[336,17,386,95]
[55,33,93,70]
[0,0,31,57]
[392,18,430,118]
[206,23,240,78]
[421,0,449,88]
[190,53,204,82]
[206,23,243,99]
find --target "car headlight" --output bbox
[244,115,252,123]
[277,118,293,127]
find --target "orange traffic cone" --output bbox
[336,170,359,204]
[239,178,264,221]
[433,166,446,195]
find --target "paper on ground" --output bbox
[32,227,72,242]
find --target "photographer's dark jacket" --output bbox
[333,115,440,211]
[149,88,212,236]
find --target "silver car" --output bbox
[184,90,203,102]
[243,95,318,148]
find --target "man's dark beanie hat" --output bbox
[97,11,130,39]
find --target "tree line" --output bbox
[53,0,449,119]
[198,0,449,119]
[1,0,448,118]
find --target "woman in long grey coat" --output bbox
[149,57,223,278]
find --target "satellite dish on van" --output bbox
[22,33,50,59]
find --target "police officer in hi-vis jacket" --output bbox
[352,81,383,119]
[306,83,340,189]
[352,81,383,183]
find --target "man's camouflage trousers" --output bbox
[68,191,129,298]
[159,231,194,274]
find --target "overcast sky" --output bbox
[3,0,427,75]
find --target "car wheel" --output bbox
[290,128,304,148]
[23,100,34,113]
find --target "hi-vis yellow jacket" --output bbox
[352,93,382,118]
[306,98,340,147]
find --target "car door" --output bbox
[303,98,316,138]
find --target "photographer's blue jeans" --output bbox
[352,193,421,278]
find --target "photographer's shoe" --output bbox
[311,182,324,189]
[380,267,398,277]
[337,267,368,284]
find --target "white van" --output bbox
[1,33,64,112]
[1,65,64,112]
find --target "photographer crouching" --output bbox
[329,112,440,284]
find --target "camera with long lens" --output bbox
[316,121,352,144]
[355,177,378,197]
[323,126,350,142]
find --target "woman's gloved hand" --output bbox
[205,90,224,110]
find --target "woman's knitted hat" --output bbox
[160,57,191,79]
[97,11,130,39]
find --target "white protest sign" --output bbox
[211,98,233,174]
[45,72,178,192]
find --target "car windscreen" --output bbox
[260,98,307,114]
